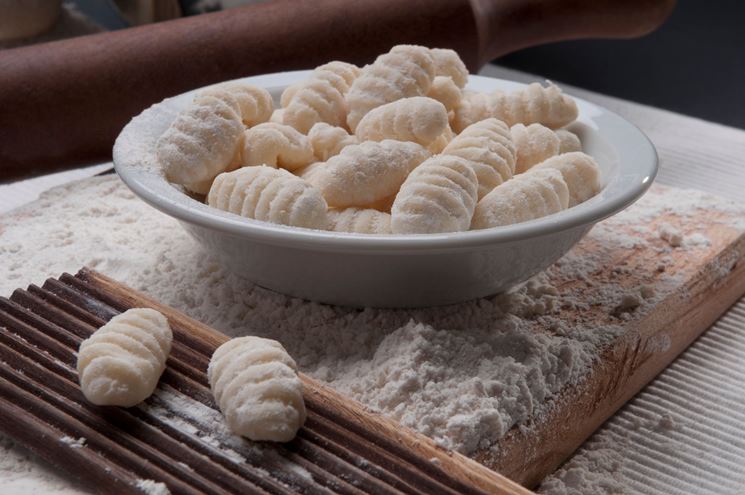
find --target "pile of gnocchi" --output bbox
[156,45,600,235]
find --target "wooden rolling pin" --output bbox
[0,0,675,181]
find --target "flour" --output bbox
[59,436,86,449]
[136,479,170,495]
[1,176,744,494]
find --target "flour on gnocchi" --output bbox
[77,308,172,407]
[430,48,468,88]
[471,168,569,229]
[308,123,358,161]
[556,129,582,153]
[156,96,244,190]
[452,82,578,132]
[391,155,478,234]
[240,123,314,171]
[511,123,561,174]
[426,76,463,113]
[327,208,392,234]
[355,97,448,146]
[208,166,328,229]
[282,61,360,133]
[443,118,515,199]
[346,45,435,131]
[307,140,429,208]
[208,336,306,442]
[531,151,601,206]
[198,83,273,127]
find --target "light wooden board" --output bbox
[475,184,745,487]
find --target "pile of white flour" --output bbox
[1,175,743,493]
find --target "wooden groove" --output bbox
[0,348,237,495]
[0,270,528,495]
[0,368,204,495]
[42,278,442,494]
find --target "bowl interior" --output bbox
[113,71,657,254]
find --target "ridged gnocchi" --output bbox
[77,308,172,407]
[426,76,463,113]
[307,122,358,161]
[471,168,570,229]
[346,45,435,131]
[327,208,392,234]
[160,45,599,236]
[198,83,273,127]
[282,61,360,133]
[355,97,448,146]
[156,96,244,189]
[452,82,578,132]
[208,336,306,442]
[531,152,601,206]
[240,123,314,171]
[391,155,478,234]
[556,129,582,153]
[307,140,429,208]
[442,118,515,199]
[208,166,328,229]
[511,123,561,174]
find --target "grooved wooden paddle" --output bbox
[0,269,531,495]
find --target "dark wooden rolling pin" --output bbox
[0,0,674,181]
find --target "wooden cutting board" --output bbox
[0,269,529,495]
[478,184,745,486]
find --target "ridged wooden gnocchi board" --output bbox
[0,269,530,495]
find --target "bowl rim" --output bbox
[114,71,658,252]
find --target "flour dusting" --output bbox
[136,479,170,495]
[1,176,744,494]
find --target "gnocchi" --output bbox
[430,48,468,88]
[307,140,429,208]
[426,76,463,113]
[208,166,328,229]
[471,168,570,229]
[77,308,172,407]
[391,154,478,234]
[556,129,582,153]
[156,95,244,189]
[531,151,601,206]
[511,123,561,174]
[208,336,305,442]
[198,83,273,127]
[452,82,578,132]
[442,118,515,199]
[240,123,314,171]
[307,122,358,161]
[346,44,435,131]
[355,97,449,146]
[282,61,360,133]
[327,207,392,234]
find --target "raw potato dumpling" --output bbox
[443,118,515,199]
[452,83,578,132]
[355,97,448,147]
[511,123,561,174]
[346,45,435,131]
[208,336,306,442]
[282,61,361,133]
[197,83,273,127]
[307,140,429,208]
[156,96,244,189]
[426,76,462,113]
[429,48,468,88]
[556,129,582,153]
[77,308,172,407]
[208,166,328,229]
[307,123,358,161]
[391,154,478,234]
[471,168,569,229]
[327,208,392,234]
[240,123,314,172]
[531,151,601,206]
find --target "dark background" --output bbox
[495,0,745,129]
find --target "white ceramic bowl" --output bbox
[113,71,657,308]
